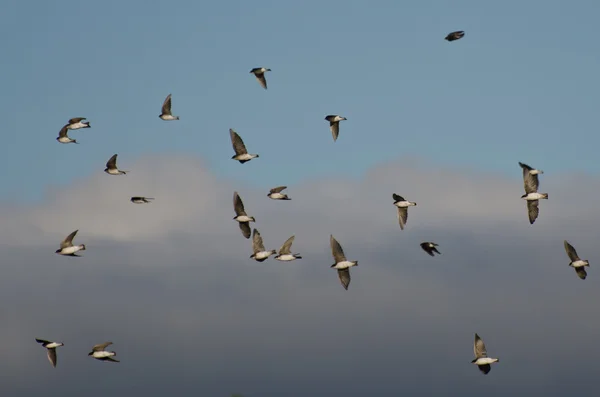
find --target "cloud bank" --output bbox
[1,154,600,397]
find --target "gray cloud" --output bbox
[1,155,600,397]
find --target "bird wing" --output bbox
[337,268,351,290]
[330,235,347,263]
[233,191,247,216]
[397,208,408,230]
[106,154,118,169]
[104,356,120,363]
[68,117,85,124]
[519,162,539,194]
[526,200,539,224]
[330,122,339,142]
[58,124,69,138]
[230,129,248,155]
[60,229,78,249]
[278,235,295,255]
[252,229,266,253]
[161,94,172,115]
[255,73,268,89]
[270,186,287,194]
[392,193,405,202]
[36,338,50,345]
[239,222,251,239]
[575,267,588,280]
[478,364,491,375]
[92,342,113,351]
[564,240,580,261]
[47,348,57,367]
[474,334,488,359]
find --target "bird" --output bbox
[159,93,179,120]
[88,342,119,362]
[274,235,302,261]
[56,124,78,144]
[472,333,499,375]
[66,117,91,130]
[445,31,465,41]
[330,235,358,290]
[392,194,417,230]
[324,115,347,142]
[250,67,271,89]
[267,186,291,200]
[55,229,86,256]
[130,196,154,204]
[35,338,64,368]
[564,240,590,280]
[250,229,276,262]
[420,242,441,257]
[230,129,259,164]
[519,162,548,224]
[233,191,255,239]
[104,154,128,175]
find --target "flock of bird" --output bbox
[34,29,589,377]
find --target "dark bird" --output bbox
[267,186,291,200]
[35,338,64,368]
[230,129,259,163]
[420,242,441,257]
[472,333,499,375]
[519,162,547,224]
[131,196,154,204]
[445,31,465,41]
[330,235,358,290]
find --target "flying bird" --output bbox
[130,196,154,204]
[56,124,78,144]
[35,338,64,368]
[445,31,465,41]
[564,240,590,280]
[519,162,547,224]
[267,186,291,200]
[274,235,302,262]
[159,93,179,120]
[420,242,441,257]
[393,194,417,230]
[230,129,259,164]
[250,67,271,89]
[66,117,91,130]
[324,115,347,142]
[250,229,276,262]
[104,154,128,175]
[88,342,119,362]
[472,333,499,375]
[330,235,358,290]
[55,229,86,256]
[233,191,255,239]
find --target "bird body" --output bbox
[104,154,127,175]
[330,235,357,290]
[66,117,90,130]
[445,31,465,41]
[564,240,590,279]
[472,333,499,375]
[35,338,64,367]
[420,242,441,256]
[267,186,291,200]
[55,229,86,256]
[393,194,417,230]
[250,229,276,262]
[57,125,78,144]
[159,94,179,120]
[250,67,271,89]
[325,115,347,142]
[230,129,259,163]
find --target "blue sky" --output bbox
[2,0,599,203]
